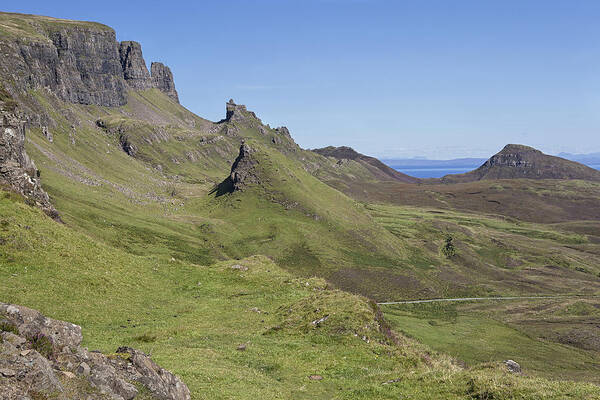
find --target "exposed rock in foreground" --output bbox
[0,303,190,400]
[312,146,419,183]
[440,144,600,183]
[0,92,59,219]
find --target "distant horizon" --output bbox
[371,149,600,162]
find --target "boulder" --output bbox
[504,359,521,374]
[0,303,191,399]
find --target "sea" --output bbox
[390,164,600,179]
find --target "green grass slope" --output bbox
[2,191,600,399]
[383,298,600,383]
[19,88,433,300]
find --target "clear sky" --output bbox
[5,1,600,159]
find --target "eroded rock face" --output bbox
[0,26,128,107]
[225,99,260,123]
[0,303,191,400]
[151,62,179,103]
[0,99,59,219]
[0,15,180,107]
[119,41,152,90]
[230,142,260,191]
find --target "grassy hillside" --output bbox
[383,297,600,383]
[2,191,600,399]
[22,88,419,298]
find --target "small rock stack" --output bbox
[119,41,179,102]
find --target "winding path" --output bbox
[377,295,598,305]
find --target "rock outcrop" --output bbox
[230,142,260,191]
[0,302,191,400]
[119,41,152,90]
[151,63,179,102]
[504,359,522,374]
[312,146,419,183]
[224,99,260,123]
[0,91,59,219]
[440,144,600,183]
[0,12,180,107]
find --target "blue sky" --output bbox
[6,1,600,158]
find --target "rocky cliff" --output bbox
[229,142,260,191]
[119,41,152,90]
[151,62,179,102]
[440,144,600,183]
[0,88,58,219]
[224,99,260,123]
[0,12,179,107]
[0,302,191,400]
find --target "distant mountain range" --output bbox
[383,152,600,169]
[381,157,487,168]
[558,152,600,165]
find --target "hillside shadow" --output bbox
[209,177,234,197]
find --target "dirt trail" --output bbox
[377,295,599,305]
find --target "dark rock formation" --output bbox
[119,41,152,90]
[0,94,59,219]
[440,144,600,183]
[151,62,179,102]
[230,142,260,191]
[224,99,260,123]
[0,12,180,108]
[119,134,138,157]
[0,302,191,400]
[0,24,128,107]
[312,146,419,183]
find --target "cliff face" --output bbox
[1,25,127,106]
[0,90,58,219]
[0,12,179,107]
[151,62,179,102]
[119,40,152,90]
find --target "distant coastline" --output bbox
[383,157,600,179]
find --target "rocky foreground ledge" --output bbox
[0,303,190,400]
